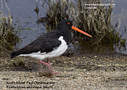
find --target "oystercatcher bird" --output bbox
[11,20,92,74]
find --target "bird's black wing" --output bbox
[11,36,61,58]
[40,38,61,53]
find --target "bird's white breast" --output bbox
[19,36,68,60]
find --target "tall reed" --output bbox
[0,0,19,56]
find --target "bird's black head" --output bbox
[57,19,92,38]
[56,20,73,30]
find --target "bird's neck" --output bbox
[59,29,71,44]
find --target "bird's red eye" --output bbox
[67,22,70,25]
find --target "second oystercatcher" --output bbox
[11,20,92,74]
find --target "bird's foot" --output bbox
[38,60,59,75]
[52,71,59,75]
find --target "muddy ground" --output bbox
[0,52,127,90]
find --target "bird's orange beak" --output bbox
[72,26,92,38]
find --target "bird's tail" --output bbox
[11,51,19,58]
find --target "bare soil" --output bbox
[0,53,127,90]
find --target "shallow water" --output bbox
[1,0,127,54]
[112,0,127,54]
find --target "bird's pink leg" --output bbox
[46,59,59,74]
[38,59,59,75]
[46,59,51,65]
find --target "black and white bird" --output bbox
[11,20,92,74]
